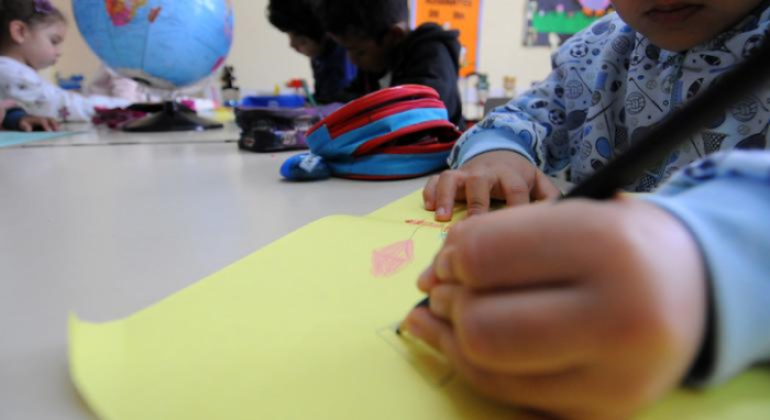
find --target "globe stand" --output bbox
[122,101,223,132]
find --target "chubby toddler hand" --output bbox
[423,151,560,222]
[405,197,707,419]
[18,115,59,132]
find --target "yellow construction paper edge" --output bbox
[68,191,770,419]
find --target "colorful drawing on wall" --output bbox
[411,0,483,77]
[524,0,613,47]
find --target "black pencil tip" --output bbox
[416,297,430,308]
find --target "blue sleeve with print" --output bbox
[449,71,563,169]
[449,13,634,176]
[643,151,770,386]
[451,5,770,191]
[2,107,26,130]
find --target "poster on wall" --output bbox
[524,0,613,47]
[411,0,482,77]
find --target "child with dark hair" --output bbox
[0,98,57,131]
[317,0,464,129]
[267,0,356,104]
[0,0,130,121]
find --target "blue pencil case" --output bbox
[283,85,461,180]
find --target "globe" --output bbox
[72,0,235,131]
[73,0,233,90]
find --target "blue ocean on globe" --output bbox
[73,0,234,90]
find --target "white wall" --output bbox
[52,0,552,96]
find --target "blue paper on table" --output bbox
[0,131,77,148]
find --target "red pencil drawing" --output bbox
[371,240,415,278]
[370,220,452,278]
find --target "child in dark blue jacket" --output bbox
[267,0,356,104]
[317,0,464,129]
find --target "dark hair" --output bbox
[267,0,325,42]
[317,0,409,39]
[0,0,66,47]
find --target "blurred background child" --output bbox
[318,0,464,128]
[0,0,130,122]
[267,0,356,104]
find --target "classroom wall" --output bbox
[52,0,553,96]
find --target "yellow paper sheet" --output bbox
[69,191,770,420]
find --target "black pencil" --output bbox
[566,36,770,199]
[399,35,770,335]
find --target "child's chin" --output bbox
[34,61,56,71]
[648,34,706,52]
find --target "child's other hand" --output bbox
[405,197,707,420]
[111,77,142,102]
[0,99,18,122]
[18,115,59,132]
[423,151,560,222]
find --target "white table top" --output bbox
[0,123,426,419]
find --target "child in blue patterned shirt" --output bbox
[424,0,770,221]
[402,1,770,418]
[406,151,770,419]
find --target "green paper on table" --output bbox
[0,131,77,148]
[69,191,770,420]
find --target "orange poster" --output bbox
[412,0,482,77]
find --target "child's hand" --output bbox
[405,197,707,420]
[423,151,560,221]
[0,99,17,122]
[18,115,59,132]
[110,77,142,102]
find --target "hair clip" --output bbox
[33,0,55,14]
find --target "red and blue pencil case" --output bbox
[280,85,461,180]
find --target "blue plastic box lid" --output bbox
[240,95,306,108]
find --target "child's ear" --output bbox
[8,20,30,44]
[383,24,409,47]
